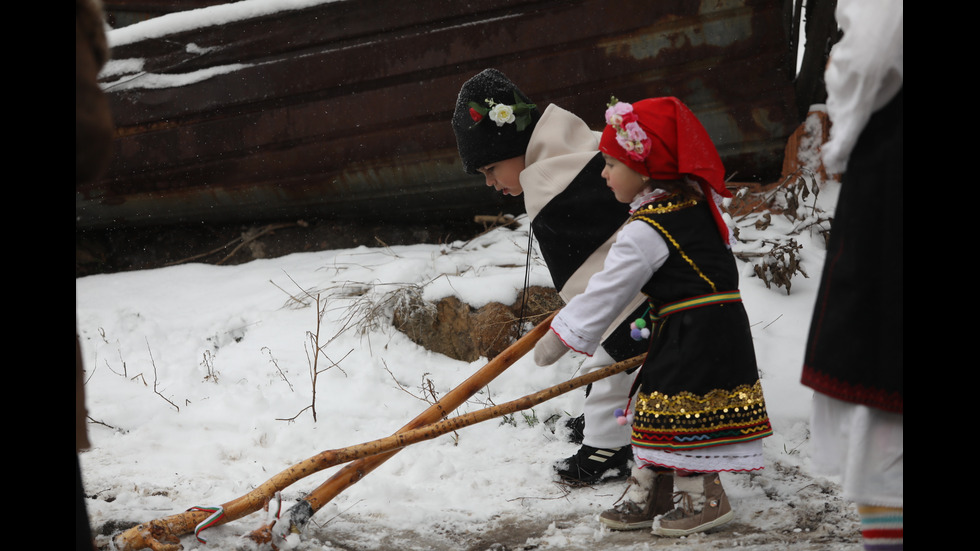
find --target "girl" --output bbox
[534,97,773,537]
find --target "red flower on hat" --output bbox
[469,107,484,123]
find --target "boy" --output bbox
[451,69,648,485]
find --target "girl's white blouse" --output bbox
[550,191,669,357]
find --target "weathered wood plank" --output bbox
[81,0,799,229]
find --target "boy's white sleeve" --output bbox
[550,222,667,357]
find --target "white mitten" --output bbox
[534,330,570,366]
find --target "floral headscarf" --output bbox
[599,96,732,244]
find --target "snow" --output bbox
[105,0,335,47]
[79,5,868,550]
[77,159,866,550]
[100,0,336,91]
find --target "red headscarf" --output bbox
[600,97,731,244]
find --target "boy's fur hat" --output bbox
[452,69,541,174]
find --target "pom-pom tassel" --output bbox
[614,408,633,425]
[629,307,653,341]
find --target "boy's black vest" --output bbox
[530,153,647,361]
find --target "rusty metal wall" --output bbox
[79,0,800,229]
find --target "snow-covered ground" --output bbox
[77,149,866,549]
[80,4,866,548]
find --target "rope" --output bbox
[517,227,534,337]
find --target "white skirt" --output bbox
[809,393,903,507]
[633,439,765,472]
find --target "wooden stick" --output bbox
[270,311,560,532]
[246,351,644,545]
[112,312,557,551]
[318,354,640,464]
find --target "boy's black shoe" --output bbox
[563,414,585,444]
[555,445,631,485]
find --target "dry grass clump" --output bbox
[392,286,562,362]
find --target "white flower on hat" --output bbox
[489,103,516,126]
[468,93,536,131]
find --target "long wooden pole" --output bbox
[112,312,557,551]
[288,353,641,469]
[250,352,644,545]
[268,310,560,534]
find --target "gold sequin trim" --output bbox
[631,197,700,216]
[631,380,772,448]
[634,380,768,425]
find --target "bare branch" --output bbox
[146,338,179,412]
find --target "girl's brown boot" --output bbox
[653,472,734,536]
[598,467,674,530]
